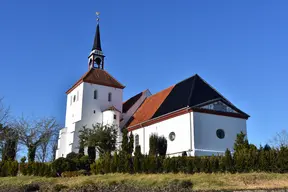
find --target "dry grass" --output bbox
[0,173,287,190]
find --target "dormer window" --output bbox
[108,92,112,102]
[94,90,98,100]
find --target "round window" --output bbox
[216,129,225,139]
[169,132,176,141]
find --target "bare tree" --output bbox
[36,130,59,162]
[13,116,60,162]
[0,98,11,160]
[269,129,288,149]
[0,97,9,126]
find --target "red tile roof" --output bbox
[66,68,125,94]
[126,86,174,127]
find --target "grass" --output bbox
[0,173,287,190]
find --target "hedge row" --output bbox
[91,147,288,174]
[19,162,55,177]
[0,161,18,177]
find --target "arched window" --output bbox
[108,92,112,102]
[135,134,139,146]
[73,95,76,102]
[94,90,98,99]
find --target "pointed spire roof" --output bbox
[92,23,102,51]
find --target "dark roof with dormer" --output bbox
[66,68,125,94]
[126,74,249,128]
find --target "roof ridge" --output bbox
[147,85,175,98]
[101,69,125,88]
[187,74,197,107]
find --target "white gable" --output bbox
[200,101,238,114]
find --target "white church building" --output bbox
[56,18,250,159]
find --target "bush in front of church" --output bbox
[52,157,76,175]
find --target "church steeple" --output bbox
[88,12,105,70]
[92,22,102,51]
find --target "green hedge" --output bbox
[19,162,55,177]
[91,147,288,175]
[0,161,18,177]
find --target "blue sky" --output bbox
[0,0,287,147]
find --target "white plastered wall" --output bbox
[193,112,247,156]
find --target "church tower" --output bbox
[56,13,125,159]
[88,12,105,70]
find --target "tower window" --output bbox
[94,110,96,114]
[108,92,112,102]
[77,91,79,101]
[73,95,76,102]
[135,134,139,146]
[94,90,98,99]
[113,114,117,120]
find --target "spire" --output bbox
[92,12,102,51]
[88,12,105,70]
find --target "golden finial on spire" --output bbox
[96,12,100,22]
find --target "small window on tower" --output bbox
[77,91,79,101]
[108,92,112,102]
[113,114,117,120]
[73,95,76,102]
[94,90,98,99]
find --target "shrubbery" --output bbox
[0,161,18,176]
[89,145,288,175]
[19,162,55,177]
[0,132,288,178]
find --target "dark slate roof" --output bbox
[66,68,125,94]
[122,91,144,113]
[126,74,249,128]
[92,23,102,51]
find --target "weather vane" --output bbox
[96,12,100,22]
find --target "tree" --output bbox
[1,126,18,161]
[0,98,10,160]
[149,134,158,156]
[0,98,9,126]
[13,116,60,162]
[80,123,118,157]
[157,136,167,156]
[128,132,134,155]
[36,126,59,162]
[88,146,96,162]
[269,129,288,149]
[121,128,129,153]
[234,131,249,152]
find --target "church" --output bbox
[55,17,250,159]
